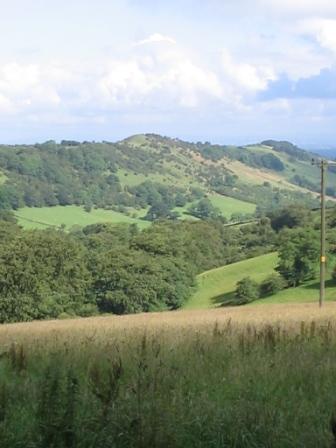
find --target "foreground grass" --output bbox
[15,205,150,230]
[1,303,336,447]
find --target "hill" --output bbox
[185,252,336,309]
[0,134,332,229]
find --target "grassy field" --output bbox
[15,193,256,231]
[174,194,256,220]
[2,303,336,446]
[208,193,256,217]
[15,205,150,230]
[185,252,336,309]
[184,253,278,309]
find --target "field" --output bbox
[185,252,336,309]
[14,193,256,231]
[15,205,150,230]
[185,253,278,309]
[1,303,336,446]
[174,194,256,220]
[208,193,256,217]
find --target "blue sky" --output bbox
[1,0,336,147]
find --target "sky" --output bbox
[1,0,336,147]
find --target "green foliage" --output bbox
[0,216,276,322]
[144,202,179,221]
[268,205,312,231]
[276,227,319,286]
[0,230,91,322]
[259,274,287,297]
[261,139,311,161]
[235,277,260,303]
[0,135,324,224]
[187,198,221,220]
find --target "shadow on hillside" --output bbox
[303,278,334,290]
[212,291,238,307]
[211,279,335,307]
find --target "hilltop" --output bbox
[0,134,333,229]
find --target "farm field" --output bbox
[184,252,278,309]
[208,193,256,217]
[174,193,256,220]
[14,193,256,231]
[1,303,336,447]
[15,205,150,230]
[185,252,336,309]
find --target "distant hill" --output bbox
[0,134,333,229]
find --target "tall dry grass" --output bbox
[0,302,336,447]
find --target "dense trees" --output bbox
[276,227,319,286]
[268,205,312,231]
[0,217,276,322]
[187,198,221,220]
[0,230,93,322]
[0,137,322,219]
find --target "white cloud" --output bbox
[299,19,336,54]
[221,49,276,92]
[257,0,336,17]
[0,62,65,114]
[98,38,223,108]
[135,33,176,46]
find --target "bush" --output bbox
[235,277,259,304]
[259,274,287,297]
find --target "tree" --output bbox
[188,198,221,220]
[144,202,179,221]
[235,277,259,304]
[269,205,311,231]
[0,230,91,322]
[259,274,287,297]
[276,227,319,286]
[91,249,193,314]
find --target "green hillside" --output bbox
[0,134,331,230]
[185,252,336,309]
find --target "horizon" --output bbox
[1,133,335,154]
[1,1,336,146]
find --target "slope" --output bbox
[0,134,331,231]
[184,252,336,309]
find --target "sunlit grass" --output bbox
[15,205,150,230]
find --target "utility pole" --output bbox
[312,159,336,307]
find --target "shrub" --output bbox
[235,277,259,304]
[259,274,287,297]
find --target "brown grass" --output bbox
[1,302,335,347]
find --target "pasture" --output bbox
[186,252,336,309]
[1,303,336,446]
[15,205,150,230]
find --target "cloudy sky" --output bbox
[1,0,336,147]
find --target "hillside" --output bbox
[0,134,333,229]
[185,251,336,309]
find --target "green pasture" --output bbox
[185,252,336,309]
[15,206,150,230]
[208,193,256,217]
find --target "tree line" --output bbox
[233,205,336,304]
[0,214,276,323]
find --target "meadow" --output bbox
[15,205,150,230]
[185,252,336,309]
[14,192,255,231]
[1,303,336,447]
